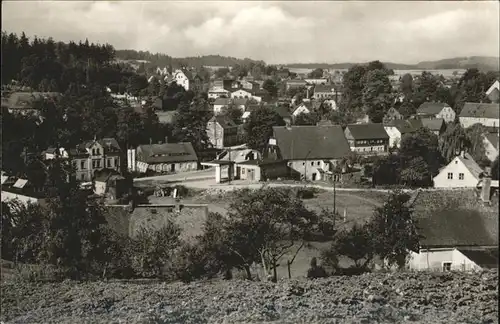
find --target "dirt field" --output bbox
[2,271,497,323]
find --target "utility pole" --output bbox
[228,147,232,184]
[333,173,336,215]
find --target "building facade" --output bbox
[71,138,122,182]
[344,124,389,155]
[206,115,239,149]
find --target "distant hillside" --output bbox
[415,56,499,71]
[115,50,265,69]
[284,56,499,71]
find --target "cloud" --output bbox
[2,1,498,64]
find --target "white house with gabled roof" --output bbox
[433,151,484,188]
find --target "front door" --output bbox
[171,164,175,172]
[248,169,254,181]
[312,173,317,181]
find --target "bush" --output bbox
[296,187,317,199]
[12,263,65,283]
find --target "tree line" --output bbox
[1,175,420,282]
[339,61,499,123]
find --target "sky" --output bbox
[2,1,499,64]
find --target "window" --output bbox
[459,173,464,180]
[302,162,305,166]
[80,161,85,170]
[92,159,101,169]
[92,148,96,155]
[317,161,321,166]
[311,161,314,166]
[447,172,453,179]
[442,262,452,272]
[242,168,246,174]
[80,174,85,181]
[96,148,101,155]
[115,158,119,167]
[107,159,112,168]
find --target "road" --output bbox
[133,170,469,194]
[133,168,215,183]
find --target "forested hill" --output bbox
[283,56,500,71]
[115,50,265,68]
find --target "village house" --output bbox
[236,157,288,182]
[231,89,262,103]
[292,102,312,117]
[420,118,446,136]
[173,69,203,92]
[433,151,484,188]
[208,86,231,99]
[93,169,129,201]
[459,102,500,129]
[239,80,259,91]
[42,147,70,160]
[486,80,499,103]
[271,125,351,181]
[483,133,499,162]
[3,92,62,116]
[213,98,232,114]
[131,142,198,174]
[286,79,307,90]
[382,107,404,124]
[408,218,498,272]
[1,176,46,206]
[305,78,329,85]
[416,102,456,123]
[355,114,372,124]
[70,138,122,182]
[344,124,389,155]
[322,99,338,111]
[233,98,249,111]
[313,84,336,100]
[206,115,239,149]
[408,192,498,272]
[383,120,419,148]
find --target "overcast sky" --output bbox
[2,1,499,64]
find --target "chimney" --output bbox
[481,174,492,205]
[175,199,183,213]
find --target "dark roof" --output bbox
[416,209,497,248]
[417,102,450,115]
[209,115,237,128]
[273,125,351,160]
[213,98,231,106]
[73,138,121,155]
[137,142,198,164]
[485,133,499,150]
[314,84,335,93]
[460,102,500,119]
[233,98,249,106]
[407,118,424,130]
[317,119,335,126]
[420,118,445,131]
[94,169,124,182]
[457,152,484,179]
[274,105,291,118]
[385,119,418,134]
[458,248,498,268]
[346,123,389,140]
